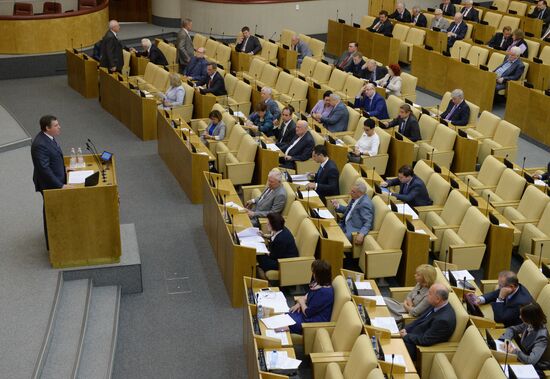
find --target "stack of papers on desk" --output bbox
[265,330,289,345]
[362,295,385,305]
[265,143,281,152]
[390,203,419,220]
[261,314,296,329]
[415,229,427,234]
[68,170,95,184]
[265,351,302,370]
[290,174,309,181]
[233,111,246,118]
[313,209,335,219]
[443,270,475,281]
[501,364,539,379]
[225,201,245,212]
[371,317,399,334]
[494,340,508,353]
[300,190,319,198]
[240,239,268,254]
[237,227,260,238]
[256,291,290,313]
[384,354,407,367]
[355,281,372,290]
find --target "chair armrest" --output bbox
[491,200,520,208]
[402,313,417,325]
[455,171,478,178]
[432,225,460,233]
[310,352,349,379]
[480,279,498,293]
[389,287,414,302]
[418,342,460,379]
[510,218,539,226]
[415,205,444,216]
[303,322,337,355]
[469,315,497,328]
[449,243,487,270]
[278,256,316,287]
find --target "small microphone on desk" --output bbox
[538,243,545,270]
[466,177,470,198]
[306,187,311,216]
[336,9,339,20]
[254,25,258,35]
[462,276,467,307]
[430,147,435,168]
[209,27,213,38]
[521,157,526,173]
[444,249,449,279]
[351,13,353,24]
[503,340,510,375]
[389,353,395,379]
[485,193,490,217]
[269,31,277,41]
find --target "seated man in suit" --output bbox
[304,145,340,200]
[184,47,208,83]
[236,26,262,55]
[533,161,550,181]
[530,0,550,31]
[447,13,467,49]
[346,54,368,78]
[348,119,381,163]
[474,271,534,327]
[411,6,428,27]
[431,9,451,31]
[274,107,296,146]
[313,94,349,132]
[488,26,513,51]
[131,38,168,66]
[381,165,433,207]
[439,0,456,16]
[441,88,470,126]
[331,180,374,245]
[259,87,281,121]
[460,0,479,23]
[291,35,312,67]
[279,120,315,169]
[363,59,388,82]
[389,2,412,22]
[334,41,359,71]
[381,104,421,142]
[354,83,389,120]
[198,63,227,96]
[494,46,525,91]
[400,283,456,360]
[245,169,287,227]
[369,10,394,35]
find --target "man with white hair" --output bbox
[245,169,287,226]
[440,89,470,126]
[431,9,451,31]
[132,38,168,66]
[460,0,479,22]
[447,13,467,49]
[99,20,123,73]
[331,179,374,245]
[362,59,388,82]
[390,2,412,22]
[493,46,525,91]
[279,120,315,169]
[259,87,281,121]
[313,94,349,132]
[411,6,427,27]
[291,35,312,67]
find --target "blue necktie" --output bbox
[316,165,324,181]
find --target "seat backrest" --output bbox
[281,182,296,217]
[224,74,239,97]
[537,202,550,235]
[227,124,246,150]
[431,124,457,152]
[353,116,367,140]
[525,39,540,61]
[376,127,391,155]
[498,15,520,32]
[483,11,503,27]
[451,326,492,379]
[536,284,550,320]
[457,206,490,244]
[406,27,425,45]
[286,201,309,235]
[157,41,177,66]
[204,39,219,60]
[280,29,295,47]
[400,72,418,100]
[419,114,438,141]
[341,76,364,99]
[232,80,252,103]
[327,69,349,92]
[346,107,361,135]
[494,169,526,201]
[490,0,508,12]
[288,77,309,100]
[193,33,207,50]
[427,174,451,206]
[215,44,231,68]
[260,40,278,63]
[476,357,507,379]
[475,111,500,138]
[372,195,391,231]
[247,58,265,79]
[518,259,548,300]
[466,46,489,67]
[331,301,363,352]
[259,64,280,87]
[339,164,361,195]
[376,212,407,250]
[360,15,376,29]
[330,276,351,321]
[182,82,194,106]
[487,52,505,72]
[274,71,294,94]
[392,24,410,41]
[235,134,257,162]
[386,95,405,119]
[448,291,469,342]
[299,56,317,77]
[450,41,471,61]
[311,61,332,83]
[43,1,61,13]
[343,335,379,379]
[309,38,325,59]
[540,46,550,65]
[508,1,528,15]
[439,92,452,111]
[517,185,550,221]
[440,190,471,226]
[295,218,320,257]
[413,160,434,185]
[477,155,506,186]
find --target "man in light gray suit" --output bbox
[331,180,374,245]
[176,18,194,74]
[291,35,312,67]
[313,94,349,132]
[245,169,287,227]
[430,9,450,31]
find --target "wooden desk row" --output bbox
[66,49,99,99]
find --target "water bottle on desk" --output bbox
[257,304,263,320]
[77,147,84,168]
[69,148,76,169]
[371,335,378,354]
[347,275,353,290]
[270,350,278,370]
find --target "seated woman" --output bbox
[500,303,550,378]
[160,73,185,109]
[383,264,435,327]
[256,213,299,279]
[287,260,334,334]
[247,103,274,137]
[310,90,334,119]
[375,63,402,97]
[200,110,226,144]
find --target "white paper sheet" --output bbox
[362,295,385,305]
[354,281,373,290]
[239,240,269,254]
[450,270,475,281]
[384,354,407,367]
[371,317,400,334]
[299,190,319,198]
[256,291,290,314]
[261,314,296,329]
[68,170,95,184]
[240,235,266,244]
[499,223,509,228]
[265,351,302,370]
[495,340,508,353]
[265,143,281,152]
[501,364,539,379]
[237,227,261,238]
[415,229,427,234]
[293,181,311,186]
[535,179,547,187]
[314,209,335,219]
[265,329,290,345]
[225,201,245,212]
[391,203,419,220]
[290,174,309,181]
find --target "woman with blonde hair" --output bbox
[161,73,185,108]
[384,264,436,326]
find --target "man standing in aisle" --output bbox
[176,18,194,74]
[99,20,123,73]
[31,115,69,250]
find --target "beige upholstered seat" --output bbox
[224,134,257,184]
[392,24,410,42]
[462,155,506,193]
[335,75,364,102]
[330,276,352,321]
[322,335,379,379]
[351,195,391,259]
[279,77,309,112]
[417,124,457,168]
[171,82,194,122]
[480,168,527,210]
[419,114,439,141]
[222,73,239,101]
[439,206,491,269]
[360,15,376,29]
[487,52,505,72]
[517,259,549,300]
[466,111,500,140]
[360,128,391,175]
[359,212,407,278]
[476,357,507,379]
[322,68,349,93]
[157,40,177,68]
[450,41,471,61]
[279,29,295,48]
[503,185,550,239]
[193,33,207,50]
[426,173,452,207]
[214,43,231,70]
[465,45,489,67]
[464,100,480,125]
[539,46,550,65]
[308,61,332,85]
[525,39,540,61]
[400,72,418,102]
[309,38,326,61]
[506,0,527,15]
[311,302,363,353]
[255,64,280,89]
[242,58,265,82]
[399,28,426,64]
[536,284,550,320]
[258,39,279,65]
[293,56,316,78]
[385,95,405,120]
[285,201,310,236]
[413,159,435,185]
[204,39,218,61]
[215,124,247,168]
[498,15,520,32]
[519,202,550,260]
[271,71,294,99]
[483,11,503,27]
[228,80,252,116]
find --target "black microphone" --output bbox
[337,9,339,20]
[351,13,353,24]
[80,44,83,53]
[521,157,526,173]
[269,31,277,41]
[389,353,395,379]
[85,143,105,182]
[71,38,74,49]
[538,243,544,269]
[306,187,311,216]
[462,276,467,307]
[503,340,510,374]
[430,147,435,168]
[485,193,490,217]
[444,249,449,279]
[209,27,213,38]
[466,177,470,198]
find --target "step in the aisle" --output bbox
[76,285,121,379]
[40,279,92,379]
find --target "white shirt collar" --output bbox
[43,132,54,140]
[320,157,329,168]
[271,229,282,241]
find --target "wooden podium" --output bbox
[130,53,149,76]
[231,49,254,72]
[277,46,297,71]
[387,134,415,176]
[44,155,121,268]
[66,49,99,99]
[193,89,217,118]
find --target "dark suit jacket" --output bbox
[279,132,315,168]
[404,303,457,359]
[354,93,389,119]
[460,7,479,23]
[390,8,412,22]
[236,35,262,54]
[200,72,227,96]
[258,227,299,271]
[509,39,529,58]
[314,159,340,199]
[441,99,470,126]
[494,58,525,83]
[184,57,208,82]
[447,22,468,48]
[31,132,66,192]
[412,13,428,27]
[387,115,421,142]
[483,284,533,327]
[146,44,168,66]
[99,30,123,71]
[364,66,388,82]
[275,120,296,146]
[386,175,433,207]
[346,61,368,78]
[439,3,456,16]
[530,7,550,29]
[488,33,513,51]
[369,19,394,35]
[501,323,550,371]
[321,102,349,132]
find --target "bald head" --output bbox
[428,283,449,307]
[295,120,309,137]
[109,20,120,33]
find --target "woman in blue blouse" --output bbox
[247,102,274,137]
[200,110,226,144]
[288,260,334,334]
[161,73,185,109]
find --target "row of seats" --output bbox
[13,0,97,15]
[491,0,536,16]
[192,34,232,70]
[279,28,326,61]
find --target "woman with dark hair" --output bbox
[376,63,402,97]
[287,260,335,334]
[200,110,226,143]
[500,303,550,377]
[256,213,298,279]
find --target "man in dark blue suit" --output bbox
[199,63,227,96]
[494,46,525,91]
[447,13,467,49]
[382,104,421,142]
[400,283,456,360]
[31,115,68,249]
[475,271,533,327]
[369,10,394,35]
[184,47,208,83]
[305,145,340,201]
[132,38,168,66]
[381,165,433,207]
[441,88,471,126]
[354,83,389,120]
[279,120,315,170]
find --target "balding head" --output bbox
[109,20,120,33]
[295,120,309,137]
[428,283,449,307]
[454,13,463,22]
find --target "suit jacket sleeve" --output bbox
[357,200,374,236]
[370,96,388,119]
[386,177,400,187]
[417,14,428,27]
[403,10,412,22]
[104,35,117,68]
[290,134,314,161]
[403,315,453,346]
[503,63,524,81]
[440,101,453,119]
[252,37,262,54]
[454,104,470,126]
[395,180,428,204]
[33,143,64,189]
[517,330,550,365]
[407,119,421,142]
[457,23,467,39]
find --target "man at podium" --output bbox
[31,115,68,249]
